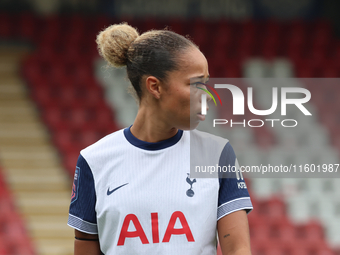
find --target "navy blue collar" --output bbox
[124,126,183,151]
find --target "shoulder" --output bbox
[79,128,128,172]
[188,129,233,178]
[81,128,125,157]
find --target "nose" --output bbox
[206,91,213,102]
[201,85,212,102]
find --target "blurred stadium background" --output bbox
[0,0,340,254]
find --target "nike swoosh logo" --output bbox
[107,183,128,196]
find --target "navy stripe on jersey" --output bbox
[68,214,98,234]
[217,142,253,220]
[217,197,253,220]
[68,155,98,234]
[124,126,183,150]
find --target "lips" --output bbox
[196,107,208,121]
[197,113,206,121]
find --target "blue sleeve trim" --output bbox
[67,214,98,234]
[217,197,253,220]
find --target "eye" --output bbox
[191,82,206,88]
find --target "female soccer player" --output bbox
[68,23,253,255]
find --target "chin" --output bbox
[188,121,200,130]
[173,120,197,131]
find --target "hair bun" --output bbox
[96,22,139,67]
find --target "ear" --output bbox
[145,76,161,99]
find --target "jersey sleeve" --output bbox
[217,142,253,221]
[67,154,98,234]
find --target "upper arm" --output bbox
[217,142,253,254]
[68,155,98,234]
[217,210,251,255]
[68,155,100,254]
[217,143,253,220]
[74,230,101,255]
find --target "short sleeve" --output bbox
[217,142,253,221]
[67,154,98,234]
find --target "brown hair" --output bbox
[96,22,196,100]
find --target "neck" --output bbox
[130,105,178,143]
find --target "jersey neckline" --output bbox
[123,126,183,151]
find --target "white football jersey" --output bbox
[68,127,252,255]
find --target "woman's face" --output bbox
[159,46,210,130]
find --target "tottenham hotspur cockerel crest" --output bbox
[186,173,196,197]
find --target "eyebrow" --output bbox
[190,75,210,83]
[190,75,210,80]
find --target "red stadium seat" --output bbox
[5,217,34,254]
[288,29,305,47]
[312,30,331,50]
[264,20,281,35]
[295,221,327,251]
[53,130,76,152]
[250,224,272,244]
[287,246,310,255]
[63,151,81,177]
[67,15,87,34]
[168,18,187,35]
[286,44,304,64]
[275,224,297,246]
[263,247,285,255]
[43,108,69,131]
[262,41,279,60]
[40,15,61,41]
[67,108,90,128]
[252,238,287,255]
[0,167,35,254]
[332,132,340,153]
[32,86,55,106]
[322,67,339,78]
[0,13,12,38]
[56,87,78,107]
[144,18,163,32]
[72,67,94,84]
[314,19,332,36]
[81,88,105,108]
[79,130,101,148]
[213,30,232,52]
[0,241,8,255]
[94,16,111,33]
[17,12,37,41]
[253,128,275,148]
[10,245,35,255]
